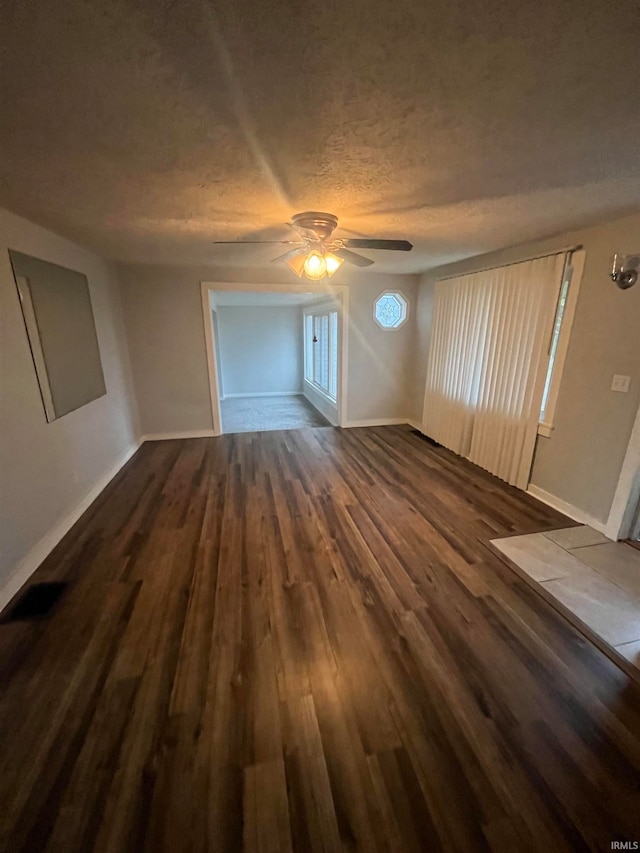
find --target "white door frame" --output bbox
[606,400,640,540]
[200,281,349,436]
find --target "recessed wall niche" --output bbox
[9,250,106,421]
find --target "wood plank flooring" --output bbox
[2,425,640,851]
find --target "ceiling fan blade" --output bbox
[271,248,305,263]
[211,240,305,245]
[341,238,413,252]
[334,248,374,268]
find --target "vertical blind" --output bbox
[422,253,566,489]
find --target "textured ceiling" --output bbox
[1,0,639,273]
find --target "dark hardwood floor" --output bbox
[2,425,640,851]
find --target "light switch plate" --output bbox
[611,374,631,393]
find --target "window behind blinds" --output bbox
[421,253,566,489]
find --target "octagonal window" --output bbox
[374,291,408,329]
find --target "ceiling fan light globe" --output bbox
[285,252,306,277]
[303,250,327,280]
[324,252,344,277]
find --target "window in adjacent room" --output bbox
[304,304,338,402]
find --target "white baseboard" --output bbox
[344,418,409,428]
[222,391,303,399]
[0,441,141,613]
[140,430,216,442]
[407,419,424,432]
[526,484,609,536]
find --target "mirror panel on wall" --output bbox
[9,250,106,422]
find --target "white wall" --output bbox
[118,264,418,432]
[0,208,139,603]
[217,305,303,396]
[347,276,418,424]
[413,211,640,526]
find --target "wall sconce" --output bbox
[611,253,639,290]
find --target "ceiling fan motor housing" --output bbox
[291,211,339,241]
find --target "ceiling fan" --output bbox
[211,211,413,280]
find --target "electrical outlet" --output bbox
[611,374,631,393]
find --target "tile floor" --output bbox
[492,526,640,672]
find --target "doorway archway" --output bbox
[200,281,349,436]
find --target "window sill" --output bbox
[537,422,554,438]
[304,379,337,407]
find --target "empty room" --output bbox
[1,0,640,850]
[210,290,336,434]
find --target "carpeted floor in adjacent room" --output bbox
[220,394,330,433]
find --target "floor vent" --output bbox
[410,429,440,447]
[1,582,68,622]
